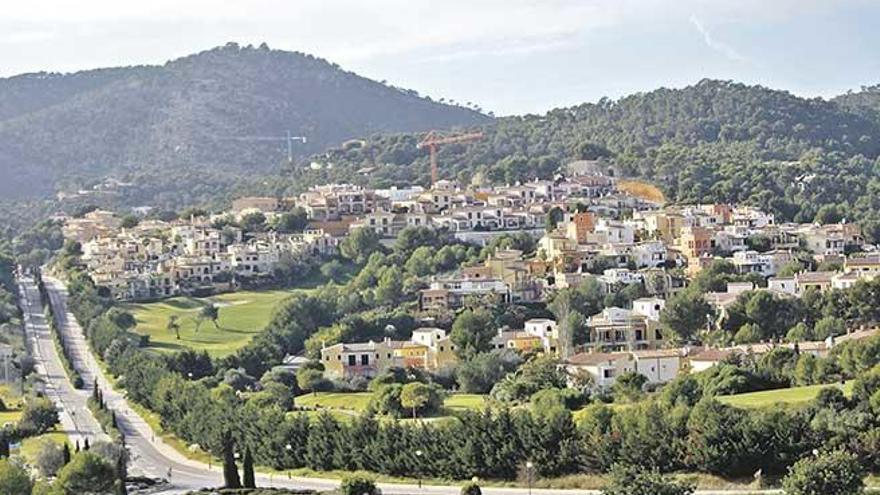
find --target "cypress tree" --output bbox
[222,431,241,488]
[242,447,256,488]
[84,437,90,451]
[112,411,118,429]
[116,443,128,495]
[75,440,80,453]
[62,443,71,465]
[0,433,9,458]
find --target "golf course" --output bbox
[122,289,307,357]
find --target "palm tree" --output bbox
[195,305,219,333]
[167,315,181,340]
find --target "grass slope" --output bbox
[296,392,489,418]
[123,289,309,357]
[718,381,854,409]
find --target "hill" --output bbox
[287,79,880,239]
[0,42,488,199]
[834,84,880,121]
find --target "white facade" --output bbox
[632,297,665,321]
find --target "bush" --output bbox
[35,439,66,477]
[19,396,60,435]
[781,450,864,495]
[0,458,33,495]
[340,475,380,495]
[601,463,694,495]
[460,482,482,495]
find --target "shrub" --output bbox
[340,475,380,495]
[19,396,60,435]
[461,482,482,495]
[781,450,864,495]
[601,463,694,495]
[35,439,66,477]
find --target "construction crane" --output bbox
[417,130,483,185]
[218,130,307,162]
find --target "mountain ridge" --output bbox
[0,42,489,198]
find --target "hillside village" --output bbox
[58,163,880,392]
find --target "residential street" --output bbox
[26,275,779,495]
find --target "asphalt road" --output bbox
[27,275,780,495]
[18,277,107,448]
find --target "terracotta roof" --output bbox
[566,352,631,366]
[836,328,880,344]
[632,349,682,359]
[846,255,880,266]
[797,271,836,283]
[689,348,736,362]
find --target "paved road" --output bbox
[34,276,780,495]
[17,277,107,448]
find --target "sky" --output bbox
[1,0,879,115]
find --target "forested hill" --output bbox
[0,42,488,199]
[834,84,880,122]
[292,79,880,239]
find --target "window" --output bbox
[603,369,614,379]
[348,355,356,366]
[361,354,369,366]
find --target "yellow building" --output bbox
[393,342,430,368]
[492,329,544,352]
[320,340,398,379]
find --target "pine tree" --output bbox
[305,412,339,471]
[242,447,256,488]
[222,431,241,489]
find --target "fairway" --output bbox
[123,289,305,357]
[296,392,489,417]
[718,381,854,409]
[296,392,374,412]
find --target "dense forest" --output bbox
[281,79,880,240]
[0,42,487,200]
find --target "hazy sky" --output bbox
[2,0,879,115]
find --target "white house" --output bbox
[565,352,635,388]
[632,297,666,321]
[632,349,681,383]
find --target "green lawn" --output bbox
[296,392,374,412]
[718,381,854,409]
[123,289,309,357]
[19,431,68,465]
[443,394,489,412]
[295,392,490,417]
[0,409,21,427]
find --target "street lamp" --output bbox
[525,461,534,495]
[415,449,423,489]
[286,444,293,480]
